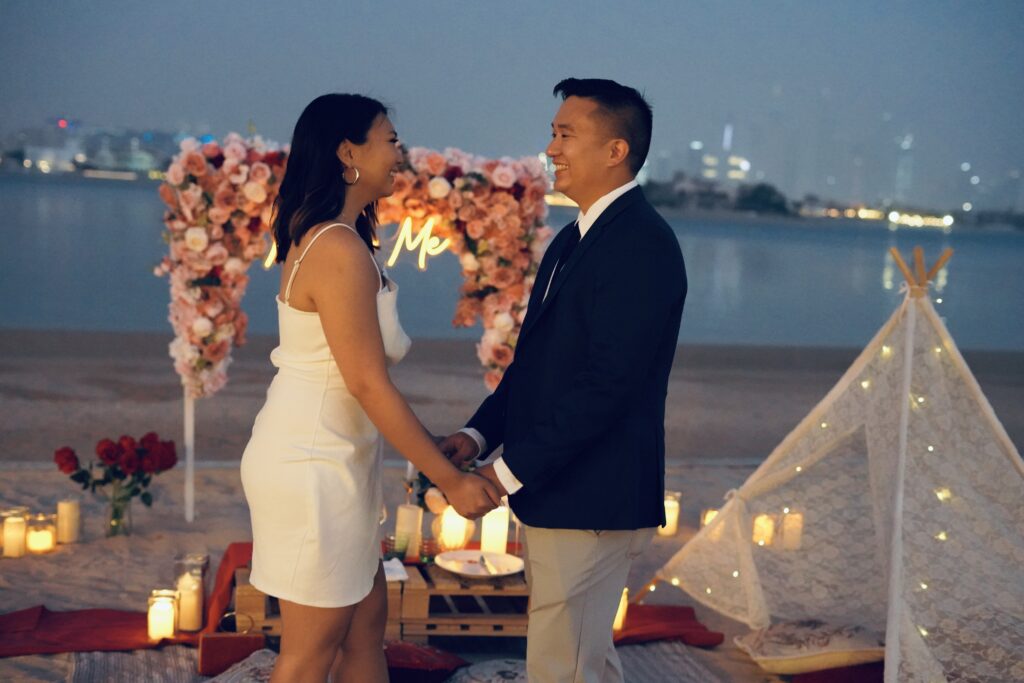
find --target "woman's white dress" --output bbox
[241,223,411,607]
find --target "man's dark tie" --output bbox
[552,222,581,281]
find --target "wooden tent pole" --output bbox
[889,248,917,286]
[913,246,927,287]
[925,248,954,283]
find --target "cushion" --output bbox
[734,619,884,675]
[384,640,469,683]
[447,658,527,682]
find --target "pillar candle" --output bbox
[394,503,423,561]
[26,527,56,553]
[438,505,469,551]
[3,515,27,558]
[177,572,204,632]
[658,493,681,537]
[782,512,804,550]
[612,587,629,631]
[480,505,510,555]
[57,499,81,544]
[752,514,775,546]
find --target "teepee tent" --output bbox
[658,248,1024,682]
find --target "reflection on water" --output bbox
[1,175,1021,351]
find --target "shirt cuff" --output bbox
[458,427,488,457]
[491,456,524,495]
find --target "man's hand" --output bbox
[475,463,508,497]
[438,431,480,469]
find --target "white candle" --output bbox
[782,512,804,550]
[394,503,423,561]
[658,493,681,537]
[57,499,81,544]
[439,505,469,551]
[752,514,775,546]
[147,597,176,640]
[177,573,204,632]
[480,505,510,555]
[405,461,416,482]
[612,587,629,631]
[3,516,27,558]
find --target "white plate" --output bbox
[434,550,525,578]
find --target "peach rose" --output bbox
[208,206,232,226]
[224,257,246,276]
[183,151,207,177]
[224,141,247,162]
[491,344,514,366]
[159,183,178,208]
[166,163,185,185]
[205,243,229,266]
[424,152,447,176]
[249,162,271,184]
[466,220,486,240]
[484,370,503,392]
[214,186,237,210]
[490,164,516,189]
[202,141,222,158]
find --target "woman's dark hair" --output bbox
[553,78,653,176]
[273,93,388,262]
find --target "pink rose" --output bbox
[424,152,447,176]
[466,220,486,240]
[249,162,271,184]
[205,243,229,266]
[484,370,503,392]
[183,151,207,177]
[214,187,237,210]
[491,344,514,367]
[166,163,185,185]
[490,164,516,189]
[224,141,247,162]
[208,206,232,226]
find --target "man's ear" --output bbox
[607,139,631,168]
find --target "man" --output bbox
[441,78,687,683]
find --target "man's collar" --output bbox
[576,179,640,237]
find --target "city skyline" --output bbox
[2,1,1022,210]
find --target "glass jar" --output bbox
[26,513,57,554]
[2,507,29,558]
[147,589,179,640]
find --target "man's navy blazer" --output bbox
[467,186,687,530]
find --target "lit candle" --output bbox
[700,509,719,528]
[438,505,470,551]
[480,504,510,555]
[57,499,81,544]
[781,512,804,550]
[658,491,681,537]
[612,587,629,631]
[176,572,204,632]
[752,514,775,546]
[394,503,423,561]
[147,591,177,640]
[3,515,27,558]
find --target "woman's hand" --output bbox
[442,472,502,519]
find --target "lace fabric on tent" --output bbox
[660,296,1024,683]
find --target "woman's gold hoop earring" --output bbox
[343,166,360,185]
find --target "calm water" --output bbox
[2,174,1022,351]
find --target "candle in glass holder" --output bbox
[26,514,57,554]
[3,513,27,558]
[57,499,81,544]
[700,508,719,528]
[480,505,510,555]
[438,505,470,551]
[147,589,178,640]
[658,491,681,537]
[177,571,204,632]
[752,514,775,546]
[612,587,629,631]
[394,503,423,561]
[781,512,804,550]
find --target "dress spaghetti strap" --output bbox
[282,223,383,304]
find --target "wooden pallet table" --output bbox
[400,563,529,643]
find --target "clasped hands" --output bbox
[432,432,508,520]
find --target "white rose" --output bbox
[184,227,209,252]
[192,316,214,338]
[224,257,246,275]
[243,181,267,203]
[482,328,504,347]
[493,312,515,334]
[427,176,452,199]
[459,253,480,272]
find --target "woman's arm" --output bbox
[309,229,500,518]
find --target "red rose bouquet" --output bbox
[54,432,177,536]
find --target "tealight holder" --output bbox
[26,513,57,554]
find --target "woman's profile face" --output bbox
[346,114,403,199]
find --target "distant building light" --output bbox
[942,215,954,227]
[727,170,747,180]
[73,153,87,163]
[38,160,52,173]
[702,169,718,179]
[889,211,900,222]
[702,155,719,166]
[740,159,751,172]
[962,202,973,212]
[57,118,68,129]
[970,175,980,185]
[690,140,704,151]
[960,162,971,172]
[844,208,857,218]
[23,159,32,169]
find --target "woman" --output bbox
[241,94,500,683]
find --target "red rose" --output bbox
[140,432,160,450]
[156,440,178,472]
[54,446,80,474]
[121,451,140,475]
[141,453,159,474]
[118,435,137,455]
[96,438,121,466]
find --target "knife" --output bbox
[480,554,499,575]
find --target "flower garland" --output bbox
[378,147,552,390]
[154,134,287,398]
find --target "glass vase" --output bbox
[106,481,134,537]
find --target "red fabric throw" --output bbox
[792,661,884,683]
[384,641,469,683]
[612,604,724,648]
